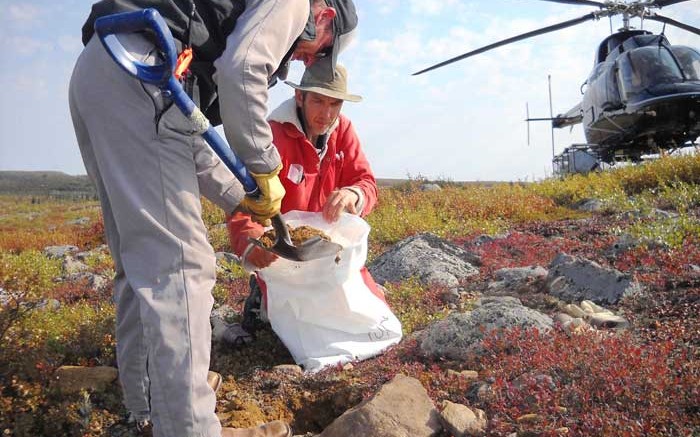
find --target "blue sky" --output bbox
[1,1,698,181]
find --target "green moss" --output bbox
[0,250,62,296]
[385,278,449,335]
[627,214,700,249]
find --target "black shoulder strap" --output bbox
[185,0,195,48]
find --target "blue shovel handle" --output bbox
[94,9,259,195]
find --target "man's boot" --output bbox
[208,370,223,394]
[221,420,292,437]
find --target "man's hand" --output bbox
[322,188,359,223]
[239,164,285,226]
[244,245,278,270]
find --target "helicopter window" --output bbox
[618,46,683,97]
[670,46,700,81]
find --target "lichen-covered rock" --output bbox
[62,256,90,275]
[43,245,79,259]
[368,233,479,286]
[488,266,548,294]
[576,199,607,212]
[547,253,641,305]
[420,296,552,360]
[420,183,442,192]
[66,217,90,225]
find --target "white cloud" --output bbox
[374,0,399,15]
[12,75,47,96]
[7,36,49,56]
[7,3,41,26]
[409,0,460,16]
[57,35,83,54]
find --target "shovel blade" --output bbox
[250,236,342,262]
[249,214,343,262]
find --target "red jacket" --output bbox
[227,99,383,299]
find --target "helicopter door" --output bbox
[600,62,622,110]
[670,46,700,81]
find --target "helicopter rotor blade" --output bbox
[413,12,598,76]
[652,0,692,8]
[646,13,700,37]
[534,0,605,7]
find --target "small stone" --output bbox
[62,257,90,275]
[35,299,61,311]
[576,199,606,212]
[439,400,487,437]
[512,373,556,392]
[467,381,494,403]
[563,317,589,332]
[447,369,479,381]
[516,413,541,423]
[587,313,630,330]
[66,217,90,225]
[553,313,573,326]
[441,288,461,304]
[555,427,570,434]
[563,303,586,318]
[580,299,611,314]
[579,300,595,314]
[420,183,441,192]
[53,366,118,394]
[273,364,303,376]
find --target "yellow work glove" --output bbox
[239,164,285,226]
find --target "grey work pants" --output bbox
[69,35,243,437]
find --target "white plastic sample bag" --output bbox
[258,210,403,372]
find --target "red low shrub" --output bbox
[459,327,699,436]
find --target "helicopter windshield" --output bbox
[670,46,700,81]
[618,46,684,97]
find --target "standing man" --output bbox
[226,63,383,330]
[69,1,357,437]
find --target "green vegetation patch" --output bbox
[368,184,580,247]
[384,278,450,335]
[530,153,700,206]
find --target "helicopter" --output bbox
[413,0,700,176]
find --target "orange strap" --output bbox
[174,47,193,81]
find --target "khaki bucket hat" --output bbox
[285,63,362,102]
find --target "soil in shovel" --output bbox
[258,225,333,249]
